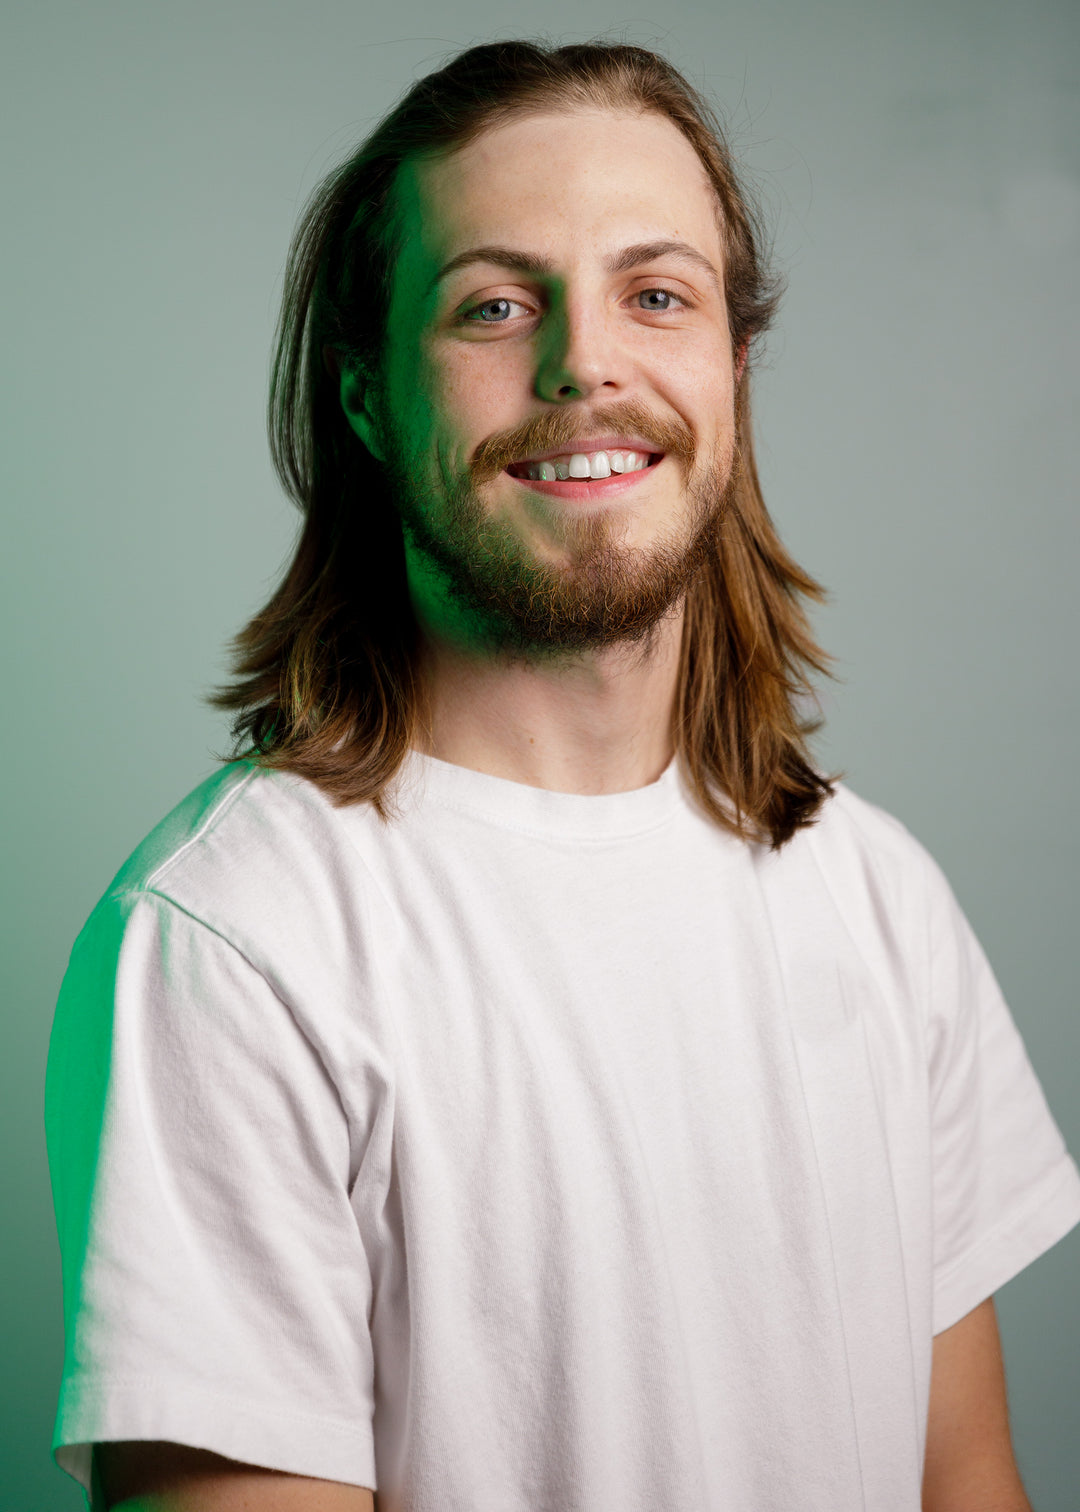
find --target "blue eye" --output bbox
[637,288,683,311]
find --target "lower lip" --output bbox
[505,456,664,501]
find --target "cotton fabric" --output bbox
[47,752,1080,1510]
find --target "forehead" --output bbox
[391,108,723,295]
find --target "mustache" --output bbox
[471,400,696,485]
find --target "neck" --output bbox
[411,604,685,795]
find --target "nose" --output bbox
[533,295,632,404]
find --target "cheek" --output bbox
[385,346,448,464]
[430,344,524,448]
[647,327,734,406]
[698,340,738,433]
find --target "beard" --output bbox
[378,398,739,666]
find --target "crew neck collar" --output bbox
[392,747,683,840]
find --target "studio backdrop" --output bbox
[3,2,1078,1508]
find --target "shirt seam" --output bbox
[112,886,361,1170]
[802,803,920,1015]
[409,790,680,842]
[134,762,260,894]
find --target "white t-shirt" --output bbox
[47,751,1080,1511]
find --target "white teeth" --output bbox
[518,449,652,480]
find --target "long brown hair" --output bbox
[209,39,836,848]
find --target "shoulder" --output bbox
[813,781,931,866]
[84,761,375,969]
[786,781,961,959]
[106,761,334,889]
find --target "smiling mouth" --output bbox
[506,448,662,482]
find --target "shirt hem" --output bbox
[932,1154,1080,1333]
[52,1374,377,1500]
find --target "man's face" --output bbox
[342,106,742,661]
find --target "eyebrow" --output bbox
[429,239,722,298]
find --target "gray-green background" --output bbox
[4,1,1078,1507]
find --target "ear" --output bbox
[337,353,386,463]
[734,339,749,386]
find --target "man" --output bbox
[47,39,1080,1512]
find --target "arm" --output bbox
[96,1442,375,1512]
[921,1297,1031,1512]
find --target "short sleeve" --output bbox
[923,855,1080,1333]
[45,889,378,1500]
